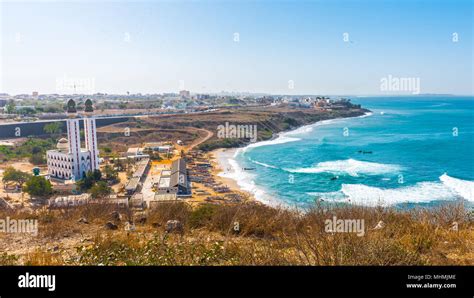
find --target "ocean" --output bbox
[220,96,474,209]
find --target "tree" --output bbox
[17,107,36,115]
[24,176,52,198]
[76,170,102,191]
[91,169,102,181]
[144,148,161,161]
[90,181,111,199]
[29,152,46,165]
[2,167,31,187]
[5,100,16,114]
[102,147,112,155]
[103,165,118,182]
[43,122,63,138]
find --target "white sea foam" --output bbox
[284,118,337,136]
[307,191,347,200]
[309,173,474,207]
[242,136,301,152]
[242,112,373,153]
[285,159,402,177]
[440,173,474,202]
[287,112,373,136]
[339,182,458,207]
[225,112,375,206]
[217,153,279,206]
[248,158,278,169]
[359,112,373,118]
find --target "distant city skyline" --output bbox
[1,0,472,96]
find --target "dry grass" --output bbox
[0,201,472,265]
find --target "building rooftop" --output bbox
[161,170,171,177]
[125,177,141,191]
[158,177,171,188]
[126,147,143,155]
[171,158,186,175]
[170,158,188,190]
[132,158,150,178]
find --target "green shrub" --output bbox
[189,204,218,228]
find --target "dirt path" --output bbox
[186,128,213,151]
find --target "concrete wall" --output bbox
[0,117,129,139]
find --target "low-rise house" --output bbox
[49,193,91,207]
[125,147,149,161]
[155,158,190,197]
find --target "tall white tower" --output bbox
[47,99,101,181]
[83,99,99,171]
[66,99,82,179]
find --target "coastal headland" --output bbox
[1,104,472,266]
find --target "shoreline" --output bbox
[209,111,373,205]
[208,147,257,202]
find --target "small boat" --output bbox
[243,167,256,171]
[330,176,339,181]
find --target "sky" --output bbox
[0,0,472,95]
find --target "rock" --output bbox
[105,221,118,230]
[165,220,183,234]
[373,220,385,230]
[78,217,89,224]
[137,216,147,224]
[111,211,122,222]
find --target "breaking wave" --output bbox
[338,182,457,207]
[242,136,300,152]
[248,158,278,169]
[218,156,280,207]
[242,112,373,153]
[440,173,474,202]
[309,173,474,207]
[285,158,402,177]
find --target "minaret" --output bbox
[66,99,82,179]
[83,99,99,171]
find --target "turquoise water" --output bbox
[227,96,474,209]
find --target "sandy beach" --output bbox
[209,148,254,200]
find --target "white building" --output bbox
[47,99,100,181]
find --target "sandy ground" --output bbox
[0,160,45,207]
[208,148,254,200]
